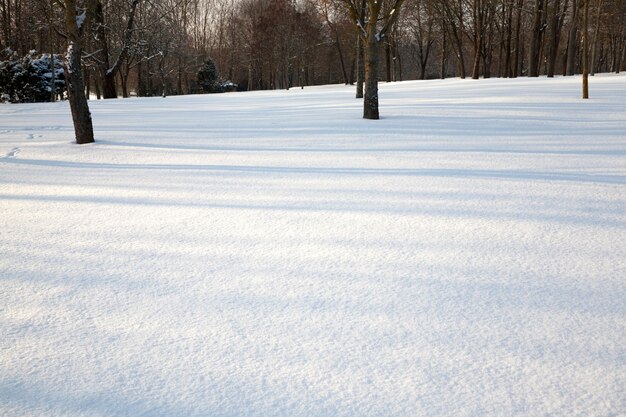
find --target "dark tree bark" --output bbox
[440,21,447,79]
[410,0,435,80]
[335,34,349,85]
[589,0,603,75]
[49,0,56,102]
[471,0,483,79]
[512,0,524,77]
[566,0,580,75]
[356,29,364,98]
[385,40,392,82]
[503,0,514,77]
[91,0,140,98]
[342,0,407,119]
[547,0,568,77]
[92,0,115,98]
[582,0,589,98]
[355,0,365,97]
[440,0,466,78]
[529,0,545,77]
[63,0,94,144]
[363,9,380,119]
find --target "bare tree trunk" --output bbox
[93,0,140,98]
[177,56,183,94]
[49,0,56,102]
[392,29,401,81]
[440,22,447,79]
[93,0,116,98]
[120,71,128,98]
[63,0,94,144]
[566,0,579,75]
[84,67,90,98]
[94,73,101,99]
[248,56,254,91]
[452,28,466,78]
[356,31,364,98]
[159,54,166,98]
[137,61,145,96]
[612,29,625,73]
[590,0,603,75]
[335,34,349,84]
[547,0,566,77]
[471,0,482,80]
[503,1,513,77]
[385,40,392,82]
[50,54,56,101]
[529,0,545,77]
[471,37,482,79]
[363,24,379,119]
[512,0,524,77]
[342,0,406,119]
[582,0,588,98]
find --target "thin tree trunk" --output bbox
[385,40,392,82]
[566,0,579,75]
[500,1,510,77]
[49,0,56,102]
[590,0,603,75]
[335,35,349,84]
[582,0,588,98]
[617,33,625,73]
[248,54,254,91]
[529,0,545,77]
[471,0,482,80]
[93,0,116,98]
[547,0,566,77]
[440,22,447,79]
[120,71,128,98]
[452,27,466,78]
[356,31,364,98]
[355,0,366,96]
[137,61,144,96]
[513,0,524,77]
[84,67,90,98]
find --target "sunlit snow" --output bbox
[1,75,625,416]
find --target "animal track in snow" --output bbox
[5,147,20,158]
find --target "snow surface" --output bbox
[1,75,625,416]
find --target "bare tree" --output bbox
[582,0,588,97]
[63,0,94,144]
[341,0,407,119]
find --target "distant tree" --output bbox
[197,57,220,92]
[406,0,436,80]
[582,0,589,98]
[528,0,546,77]
[88,0,142,99]
[546,0,568,77]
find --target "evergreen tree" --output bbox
[197,58,221,93]
[0,50,65,103]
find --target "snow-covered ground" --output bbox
[1,75,625,416]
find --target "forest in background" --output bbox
[0,0,625,100]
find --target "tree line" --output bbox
[0,0,624,138]
[2,0,624,93]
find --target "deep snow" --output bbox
[1,75,625,416]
